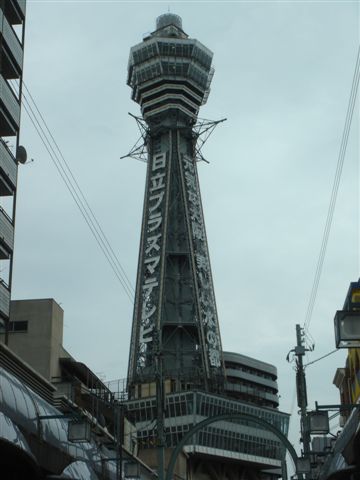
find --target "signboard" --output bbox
[182,154,222,369]
[137,152,168,370]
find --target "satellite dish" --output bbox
[16,145,27,164]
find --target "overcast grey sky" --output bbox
[9,0,359,455]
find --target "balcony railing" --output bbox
[0,207,14,254]
[14,0,26,18]
[0,74,20,129]
[0,139,17,189]
[1,2,25,28]
[0,280,10,318]
[6,1,26,24]
[1,12,24,69]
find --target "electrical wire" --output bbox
[21,93,135,302]
[303,45,360,334]
[22,95,134,301]
[22,82,134,296]
[304,349,338,368]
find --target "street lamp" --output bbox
[124,462,140,479]
[38,413,92,443]
[308,411,330,435]
[334,310,360,348]
[296,456,311,475]
[68,418,91,443]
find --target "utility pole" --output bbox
[294,324,312,478]
[115,403,123,480]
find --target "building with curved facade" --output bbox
[224,351,280,409]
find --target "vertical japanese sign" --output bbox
[137,152,168,370]
[182,154,222,369]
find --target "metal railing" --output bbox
[0,75,20,127]
[4,20,23,66]
[0,11,23,68]
[0,279,10,318]
[0,207,14,253]
[0,139,17,188]
[12,0,26,18]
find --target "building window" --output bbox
[9,320,28,332]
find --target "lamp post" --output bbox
[115,403,124,480]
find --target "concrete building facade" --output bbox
[0,298,155,479]
[0,0,26,341]
[3,298,68,381]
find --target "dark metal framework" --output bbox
[121,115,227,165]
[126,14,225,395]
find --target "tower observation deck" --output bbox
[127,14,224,395]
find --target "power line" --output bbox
[303,45,360,333]
[22,95,134,301]
[304,349,338,368]
[22,82,134,296]
[21,90,135,302]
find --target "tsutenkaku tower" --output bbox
[127,14,224,395]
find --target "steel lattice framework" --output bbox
[126,14,225,395]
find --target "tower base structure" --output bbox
[125,389,289,480]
